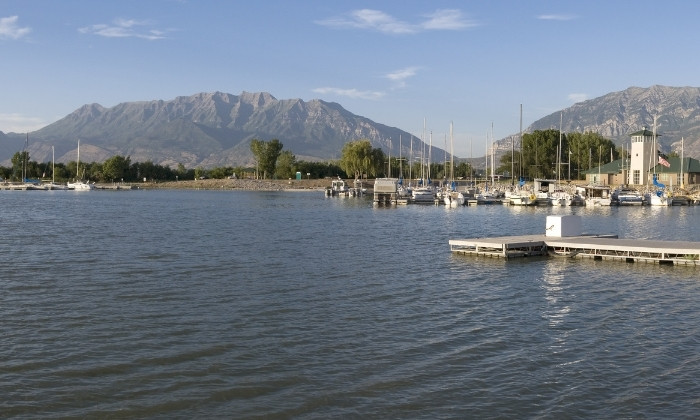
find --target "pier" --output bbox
[449,216,700,266]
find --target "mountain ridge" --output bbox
[1,85,699,168]
[526,85,700,157]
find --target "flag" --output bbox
[658,151,671,168]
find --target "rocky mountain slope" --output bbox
[527,85,700,157]
[1,91,428,168]
[1,85,699,168]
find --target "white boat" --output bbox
[579,185,611,206]
[373,177,399,204]
[549,189,571,206]
[533,179,557,206]
[46,182,69,190]
[647,120,671,206]
[348,180,367,197]
[325,177,349,196]
[443,190,465,207]
[67,140,95,191]
[506,189,537,206]
[613,187,644,205]
[442,122,464,207]
[648,174,671,206]
[68,181,95,191]
[648,192,672,206]
[411,185,437,203]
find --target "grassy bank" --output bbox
[135,178,330,191]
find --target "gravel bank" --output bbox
[138,178,330,191]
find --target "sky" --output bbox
[2,0,700,157]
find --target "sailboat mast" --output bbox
[422,119,426,182]
[388,137,391,178]
[490,122,495,186]
[399,134,403,180]
[409,135,413,181]
[428,131,432,181]
[511,134,514,186]
[484,132,488,186]
[450,122,454,183]
[558,112,563,182]
[23,133,28,181]
[443,134,447,180]
[652,116,657,187]
[680,136,684,189]
[519,104,523,179]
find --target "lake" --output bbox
[1,190,698,418]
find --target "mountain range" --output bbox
[0,85,698,168]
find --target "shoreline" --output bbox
[134,178,330,191]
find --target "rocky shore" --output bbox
[138,178,330,191]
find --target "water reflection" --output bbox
[541,261,571,328]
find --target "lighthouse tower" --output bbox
[628,126,658,185]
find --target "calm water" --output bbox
[1,190,699,419]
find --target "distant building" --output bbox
[585,126,700,187]
[628,127,656,185]
[584,159,628,186]
[652,157,700,187]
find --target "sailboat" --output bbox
[443,122,465,207]
[411,123,437,203]
[66,139,95,191]
[648,117,671,206]
[43,145,68,190]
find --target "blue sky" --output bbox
[2,0,700,157]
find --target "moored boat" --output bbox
[325,177,349,196]
[579,185,612,206]
[613,187,644,205]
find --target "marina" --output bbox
[450,215,700,265]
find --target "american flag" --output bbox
[658,151,671,168]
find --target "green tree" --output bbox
[522,129,563,179]
[454,161,473,179]
[177,163,187,176]
[566,132,618,180]
[497,150,522,182]
[102,155,131,182]
[11,151,30,180]
[250,138,284,179]
[340,139,385,179]
[275,150,297,179]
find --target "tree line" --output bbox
[496,130,622,181]
[8,130,612,184]
[3,146,347,183]
[250,138,476,182]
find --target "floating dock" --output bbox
[449,215,700,266]
[450,235,700,265]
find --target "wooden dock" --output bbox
[449,234,700,266]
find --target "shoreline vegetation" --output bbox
[135,178,331,191]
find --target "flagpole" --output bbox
[681,136,684,189]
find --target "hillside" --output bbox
[2,86,700,169]
[0,92,437,168]
[527,85,700,157]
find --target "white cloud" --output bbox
[316,9,476,35]
[537,14,577,21]
[0,16,31,40]
[421,9,477,30]
[0,113,47,133]
[312,87,384,100]
[568,93,588,103]
[79,18,167,40]
[385,67,419,88]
